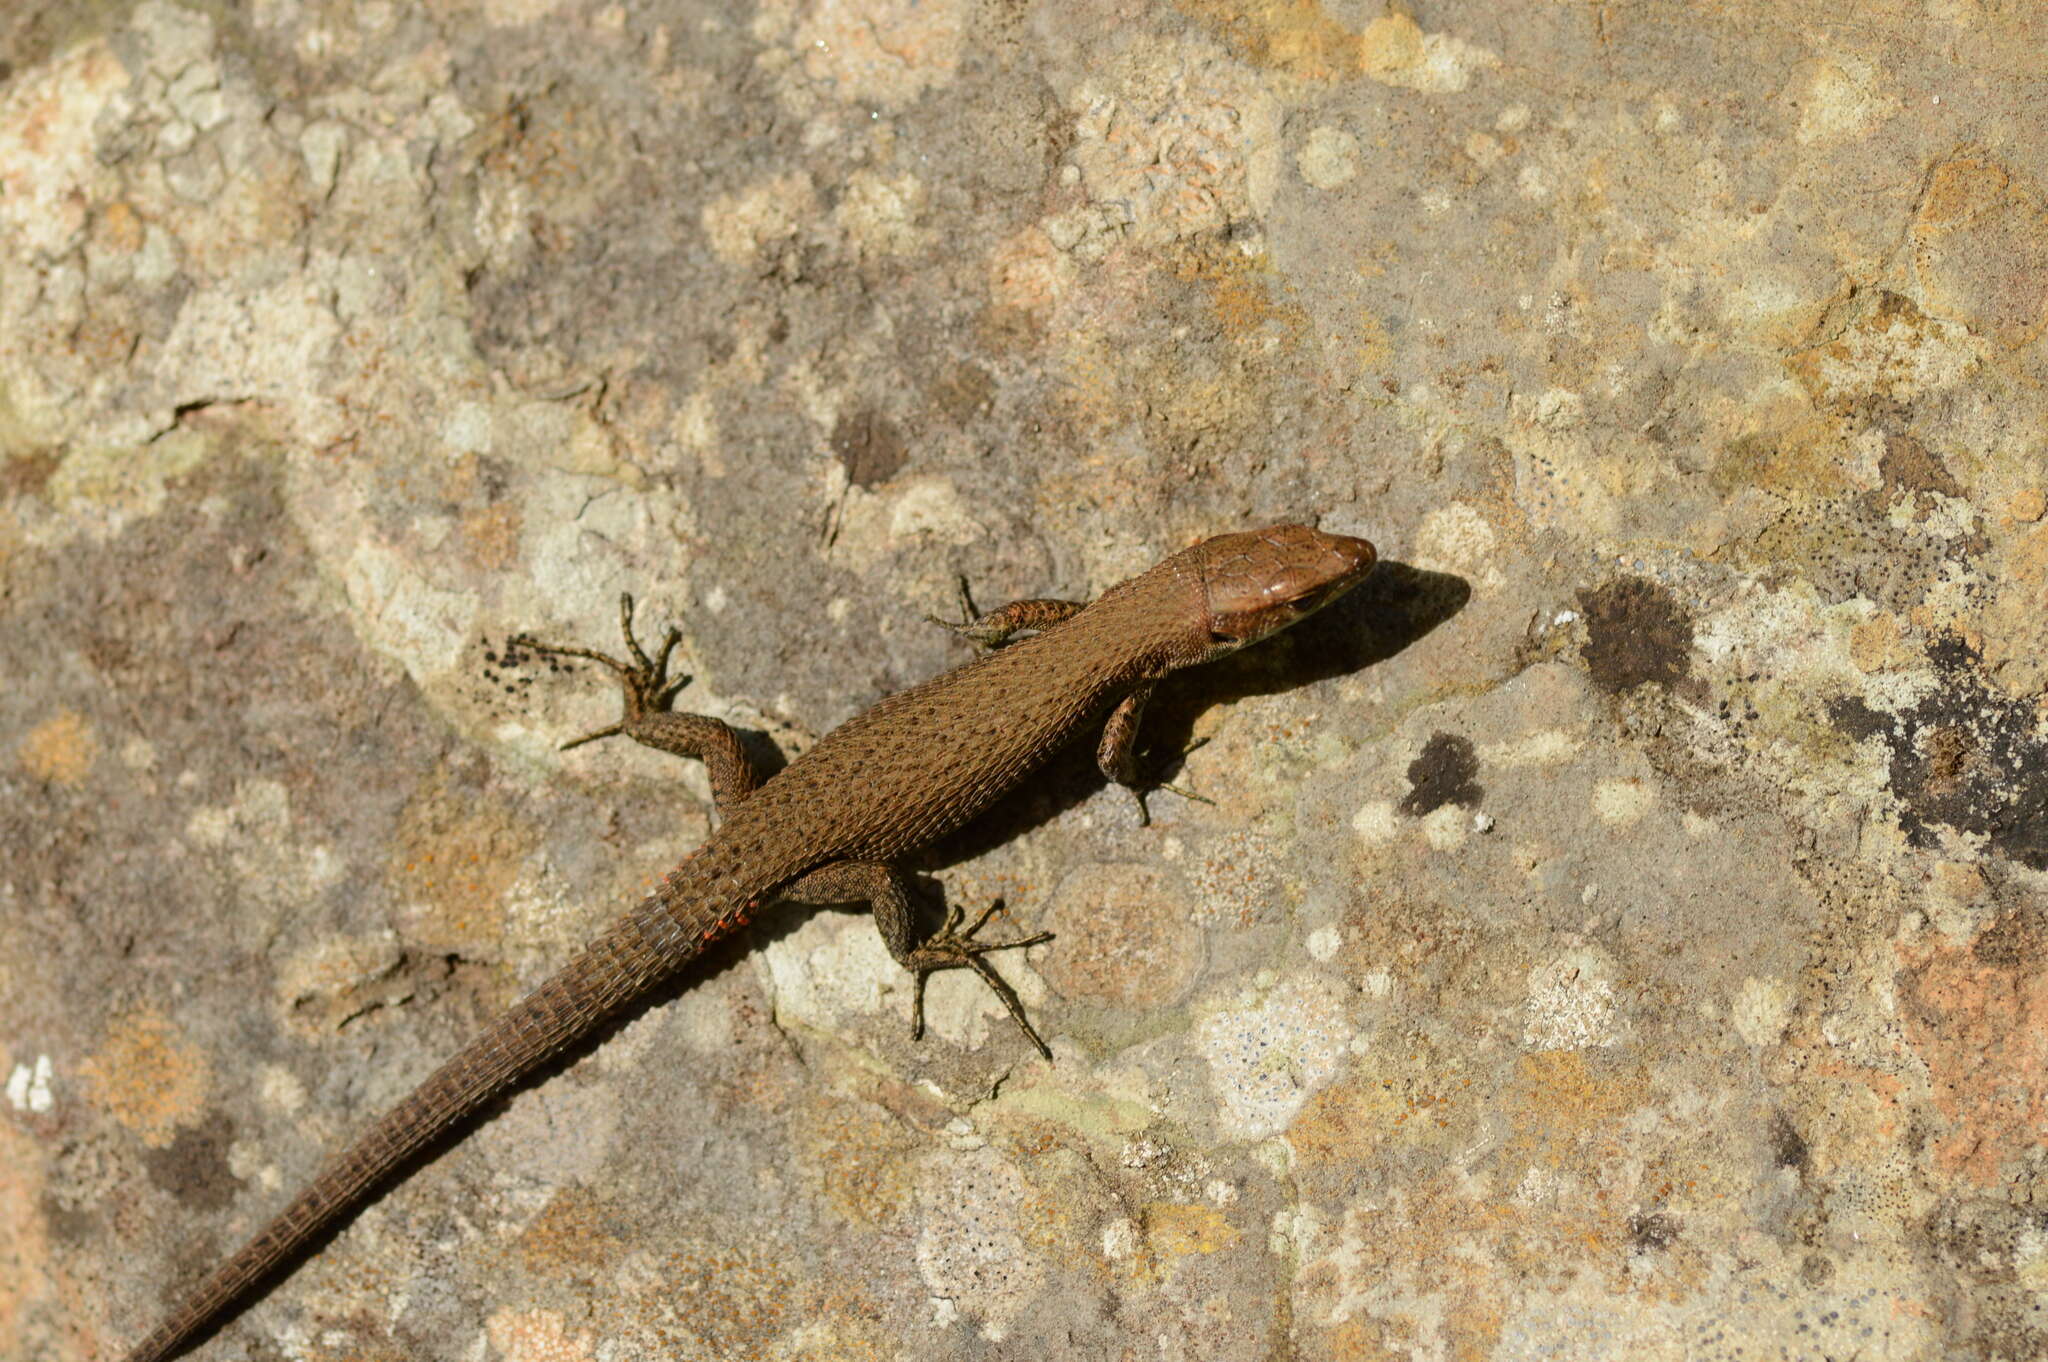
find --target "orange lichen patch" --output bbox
[460,501,522,572]
[1898,930,2048,1185]
[1177,0,1370,80]
[1500,1050,1648,1178]
[1038,864,1199,1009]
[1909,154,2048,349]
[389,781,533,952]
[0,1127,53,1349]
[1785,289,1984,414]
[515,1188,623,1281]
[1980,519,2048,696]
[1173,247,1311,351]
[1144,1202,1241,1256]
[17,709,95,785]
[78,1009,209,1148]
[94,199,145,253]
[795,1096,918,1230]
[987,225,1073,319]
[1289,1062,1481,1168]
[484,1307,596,1362]
[1849,610,1911,674]
[641,1239,795,1356]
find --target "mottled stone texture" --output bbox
[3,1,2047,1359]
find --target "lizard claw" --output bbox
[906,899,1054,1059]
[511,594,689,750]
[1128,737,1216,826]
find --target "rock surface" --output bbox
[3,2,2047,1359]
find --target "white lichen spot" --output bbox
[1591,777,1656,826]
[1195,973,1354,1139]
[6,1055,54,1113]
[340,536,481,681]
[1733,975,1794,1047]
[1523,947,1621,1050]
[1512,1165,1568,1205]
[1351,800,1400,845]
[1067,37,1280,247]
[760,911,894,1031]
[156,277,344,442]
[834,169,928,258]
[0,41,129,257]
[1360,968,1393,999]
[1102,1216,1138,1260]
[1412,502,1498,580]
[887,477,983,545]
[442,401,493,455]
[672,390,722,468]
[914,1147,1045,1334]
[1360,14,1500,93]
[258,1063,306,1115]
[701,171,819,268]
[482,0,569,25]
[1297,126,1361,191]
[1480,728,1579,768]
[1306,926,1341,961]
[2018,1226,2048,1291]
[1422,805,1468,851]
[1795,55,1899,146]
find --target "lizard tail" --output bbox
[121,895,695,1362]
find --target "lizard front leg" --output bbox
[779,860,1053,1059]
[928,588,1086,648]
[1097,681,1211,826]
[512,594,762,812]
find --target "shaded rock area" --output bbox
[3,2,2047,1359]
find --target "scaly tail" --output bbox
[122,889,709,1362]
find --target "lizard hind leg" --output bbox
[511,593,762,810]
[779,860,1055,1059]
[906,899,1055,1060]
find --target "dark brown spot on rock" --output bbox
[831,409,907,489]
[1826,633,2048,870]
[1577,577,1693,693]
[1628,1210,1680,1252]
[141,1112,239,1212]
[1770,1111,1809,1171]
[1399,732,1481,816]
[1880,430,1962,499]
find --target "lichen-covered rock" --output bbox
[4,1,2047,1359]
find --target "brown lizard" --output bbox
[120,523,1376,1361]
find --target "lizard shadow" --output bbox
[920,558,1471,873]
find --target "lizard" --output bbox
[118,522,1377,1361]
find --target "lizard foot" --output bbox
[922,575,1012,649]
[1129,737,1216,827]
[510,594,688,750]
[906,900,1054,1059]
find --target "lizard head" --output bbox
[1193,523,1376,656]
